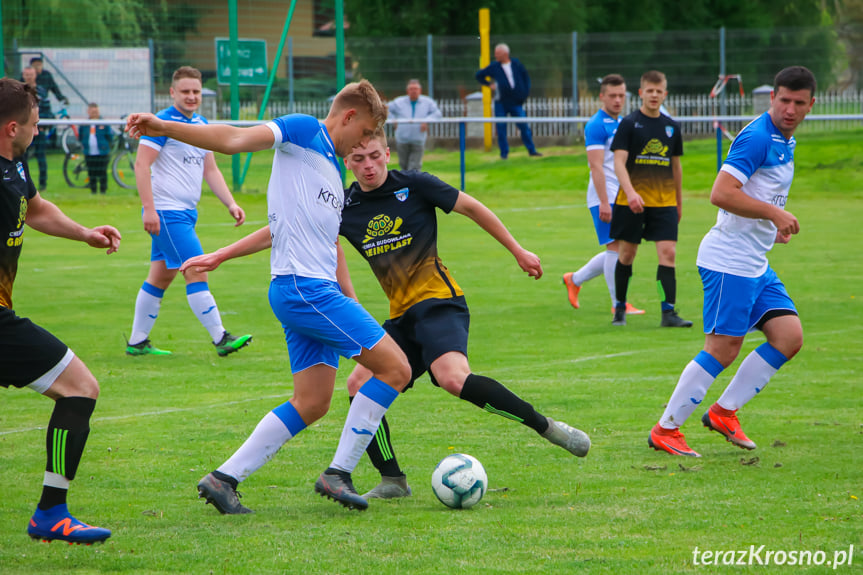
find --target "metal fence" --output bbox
[153,89,863,143]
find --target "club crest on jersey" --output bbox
[16,162,26,182]
[665,126,674,138]
[394,187,410,202]
[363,214,403,243]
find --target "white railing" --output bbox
[152,90,863,140]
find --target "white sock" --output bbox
[330,377,399,473]
[659,351,724,429]
[218,404,306,482]
[717,343,788,411]
[604,250,618,305]
[130,282,164,345]
[186,282,225,343]
[572,252,605,286]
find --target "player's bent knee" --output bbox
[292,399,330,424]
[49,357,100,399]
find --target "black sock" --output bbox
[459,374,548,434]
[349,396,403,478]
[212,470,238,489]
[39,397,96,510]
[657,265,676,310]
[615,261,633,308]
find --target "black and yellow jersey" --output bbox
[611,110,683,208]
[0,156,37,309]
[340,170,462,319]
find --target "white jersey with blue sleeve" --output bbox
[265,114,344,281]
[697,112,795,277]
[584,109,620,208]
[138,106,211,211]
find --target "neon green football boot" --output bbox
[214,332,252,357]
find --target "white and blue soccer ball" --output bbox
[431,453,488,509]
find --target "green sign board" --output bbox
[215,38,268,86]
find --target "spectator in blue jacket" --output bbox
[78,103,113,194]
[475,44,541,159]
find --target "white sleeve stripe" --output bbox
[266,122,281,149]
[139,139,162,152]
[720,164,749,185]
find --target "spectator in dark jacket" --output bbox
[21,67,49,190]
[475,44,541,159]
[78,103,113,194]
[30,57,68,120]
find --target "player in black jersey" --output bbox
[338,130,591,499]
[610,70,692,328]
[0,78,121,543]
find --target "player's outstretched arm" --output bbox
[25,193,121,254]
[710,171,799,236]
[453,192,543,279]
[126,113,275,155]
[180,225,271,273]
[203,154,245,226]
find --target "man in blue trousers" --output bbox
[475,43,541,159]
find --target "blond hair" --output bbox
[330,80,388,128]
[172,66,202,85]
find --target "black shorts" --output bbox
[0,306,69,389]
[382,296,470,390]
[610,205,678,244]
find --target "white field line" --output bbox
[2,327,858,437]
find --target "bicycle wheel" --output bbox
[60,127,80,155]
[63,154,90,189]
[111,149,137,189]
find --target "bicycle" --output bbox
[63,117,138,190]
[55,108,79,154]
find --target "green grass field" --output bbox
[1,132,861,574]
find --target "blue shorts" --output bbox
[268,275,386,374]
[700,266,797,337]
[589,205,613,246]
[148,209,203,269]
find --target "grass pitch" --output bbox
[0,132,861,574]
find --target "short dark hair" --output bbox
[29,56,43,64]
[0,78,38,125]
[774,66,816,96]
[641,70,667,86]
[600,74,625,93]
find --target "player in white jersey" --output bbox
[126,79,411,512]
[125,67,251,357]
[648,66,816,457]
[563,74,644,316]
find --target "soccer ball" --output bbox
[431,453,488,509]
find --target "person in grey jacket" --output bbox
[387,79,442,171]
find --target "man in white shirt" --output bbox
[126,79,411,513]
[648,66,816,458]
[387,79,442,171]
[126,66,251,358]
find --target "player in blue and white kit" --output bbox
[563,74,644,316]
[125,66,251,357]
[127,79,411,512]
[648,66,816,457]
